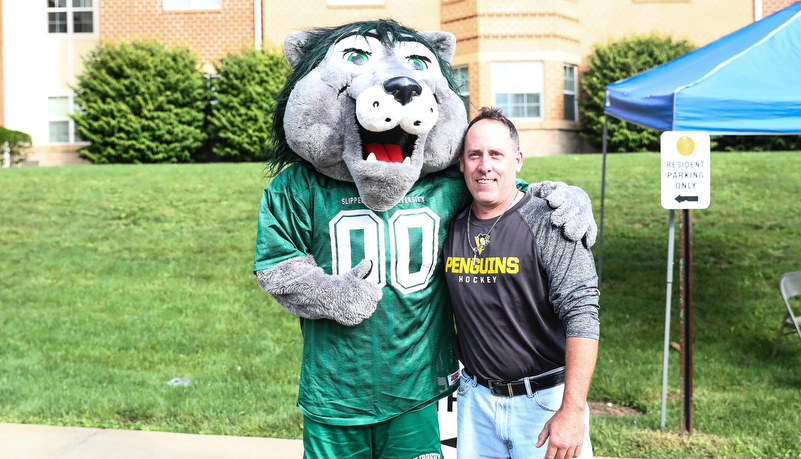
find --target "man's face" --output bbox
[460,119,523,217]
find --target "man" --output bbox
[443,107,600,459]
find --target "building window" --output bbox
[453,66,470,119]
[163,0,222,10]
[47,0,94,34]
[49,96,84,144]
[491,62,543,120]
[564,64,578,122]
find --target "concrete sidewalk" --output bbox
[0,422,303,459]
[1,422,628,459]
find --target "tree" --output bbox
[579,35,695,152]
[206,47,289,162]
[72,40,208,164]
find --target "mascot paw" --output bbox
[327,259,383,326]
[529,181,597,248]
[256,256,382,326]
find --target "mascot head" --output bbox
[270,19,468,211]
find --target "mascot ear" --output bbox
[284,31,312,68]
[420,31,457,63]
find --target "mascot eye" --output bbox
[345,51,370,66]
[407,56,430,71]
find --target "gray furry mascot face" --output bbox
[272,20,467,211]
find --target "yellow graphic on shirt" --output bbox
[444,256,520,275]
[475,234,490,255]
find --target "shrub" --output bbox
[0,126,32,166]
[579,35,696,152]
[72,40,208,164]
[206,47,289,162]
[711,134,801,152]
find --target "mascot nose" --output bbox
[383,77,423,106]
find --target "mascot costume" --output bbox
[253,20,596,458]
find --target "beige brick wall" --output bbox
[100,0,255,64]
[442,0,757,155]
[262,0,441,50]
[578,0,754,62]
[23,145,92,167]
[763,0,798,16]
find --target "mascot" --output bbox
[253,20,596,458]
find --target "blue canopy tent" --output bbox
[597,2,801,428]
[597,1,801,280]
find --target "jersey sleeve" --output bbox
[253,167,314,273]
[530,197,600,340]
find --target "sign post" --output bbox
[660,132,709,436]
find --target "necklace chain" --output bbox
[467,192,519,263]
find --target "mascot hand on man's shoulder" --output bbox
[254,20,595,328]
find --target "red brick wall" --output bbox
[763,0,799,16]
[100,0,255,65]
[0,0,4,126]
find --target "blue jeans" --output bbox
[456,370,592,459]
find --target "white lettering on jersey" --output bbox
[329,207,439,293]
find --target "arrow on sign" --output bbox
[675,195,699,203]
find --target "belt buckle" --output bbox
[487,379,513,397]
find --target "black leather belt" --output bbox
[463,368,566,397]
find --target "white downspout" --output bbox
[755,0,763,21]
[254,0,263,50]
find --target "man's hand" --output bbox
[536,405,586,459]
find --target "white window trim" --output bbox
[47,0,97,36]
[163,0,223,10]
[453,65,470,116]
[490,61,544,121]
[48,94,88,145]
[564,64,579,123]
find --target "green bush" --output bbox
[0,126,32,166]
[579,35,696,152]
[72,40,208,164]
[712,134,801,152]
[205,47,289,162]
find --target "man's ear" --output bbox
[284,31,312,68]
[419,31,456,63]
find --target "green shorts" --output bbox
[302,402,443,459]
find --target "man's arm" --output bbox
[536,336,598,459]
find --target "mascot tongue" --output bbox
[365,143,404,163]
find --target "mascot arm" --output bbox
[255,255,382,327]
[527,181,597,248]
[254,183,382,327]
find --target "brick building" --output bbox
[1,0,798,164]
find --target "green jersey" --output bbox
[253,163,470,426]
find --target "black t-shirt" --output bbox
[443,192,599,381]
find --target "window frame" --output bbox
[452,65,470,119]
[563,64,579,123]
[48,95,87,145]
[47,0,96,35]
[490,61,544,121]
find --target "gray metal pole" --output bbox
[598,114,608,282]
[661,209,676,428]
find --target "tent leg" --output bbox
[661,209,676,428]
[598,114,608,282]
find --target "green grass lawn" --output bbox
[2,153,800,458]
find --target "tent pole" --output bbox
[661,209,676,428]
[598,113,608,282]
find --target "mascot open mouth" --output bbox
[359,125,417,165]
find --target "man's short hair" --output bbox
[461,106,520,153]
